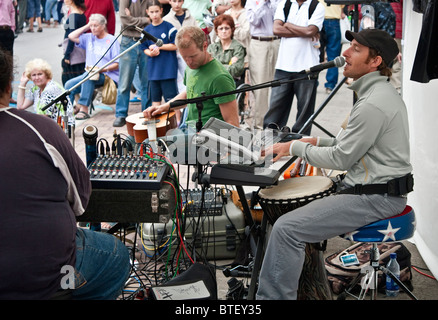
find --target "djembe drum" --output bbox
[258,176,337,300]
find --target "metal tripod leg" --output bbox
[298,76,347,137]
[247,213,268,300]
[379,266,418,300]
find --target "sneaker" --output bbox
[325,88,332,94]
[113,117,126,127]
[129,96,141,103]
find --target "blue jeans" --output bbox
[263,70,318,135]
[65,72,106,107]
[27,0,41,18]
[323,19,342,90]
[72,228,130,300]
[149,79,178,103]
[45,0,58,21]
[115,36,151,118]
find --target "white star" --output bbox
[344,230,359,241]
[378,221,401,242]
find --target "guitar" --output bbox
[126,111,177,143]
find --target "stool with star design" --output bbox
[338,205,418,300]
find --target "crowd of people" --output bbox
[0,0,409,300]
[2,0,404,132]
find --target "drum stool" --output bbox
[339,205,417,300]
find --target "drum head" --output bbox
[259,176,334,200]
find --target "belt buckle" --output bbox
[353,184,363,194]
[406,173,414,192]
[387,179,396,195]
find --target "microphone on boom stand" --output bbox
[300,56,346,74]
[132,26,164,47]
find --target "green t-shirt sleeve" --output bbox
[211,73,236,105]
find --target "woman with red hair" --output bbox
[207,14,246,79]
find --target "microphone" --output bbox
[222,267,252,278]
[300,56,345,74]
[133,26,164,47]
[41,91,69,112]
[83,125,98,167]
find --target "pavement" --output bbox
[10,15,438,302]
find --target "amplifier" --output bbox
[183,187,224,216]
[77,181,177,224]
[142,192,246,260]
[88,154,169,190]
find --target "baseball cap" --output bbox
[345,29,399,65]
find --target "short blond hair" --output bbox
[24,58,53,80]
[176,26,207,51]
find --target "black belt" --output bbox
[251,36,279,41]
[337,173,414,196]
[0,25,11,30]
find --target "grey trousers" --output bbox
[256,192,407,300]
[248,38,280,130]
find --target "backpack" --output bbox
[283,0,319,21]
[325,241,413,295]
[371,3,396,38]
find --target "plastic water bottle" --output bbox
[312,39,320,49]
[386,253,400,297]
[360,5,375,31]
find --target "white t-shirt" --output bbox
[274,0,325,72]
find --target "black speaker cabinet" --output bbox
[77,182,176,223]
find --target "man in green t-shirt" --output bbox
[143,25,239,128]
[143,26,239,165]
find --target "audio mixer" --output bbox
[88,154,170,190]
[78,154,176,224]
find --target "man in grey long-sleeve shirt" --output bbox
[256,29,412,300]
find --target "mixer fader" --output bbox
[88,154,169,190]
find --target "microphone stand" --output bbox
[170,67,345,300]
[41,30,150,232]
[247,4,363,299]
[167,59,345,292]
[169,73,315,112]
[167,72,314,186]
[41,34,148,146]
[165,73,315,273]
